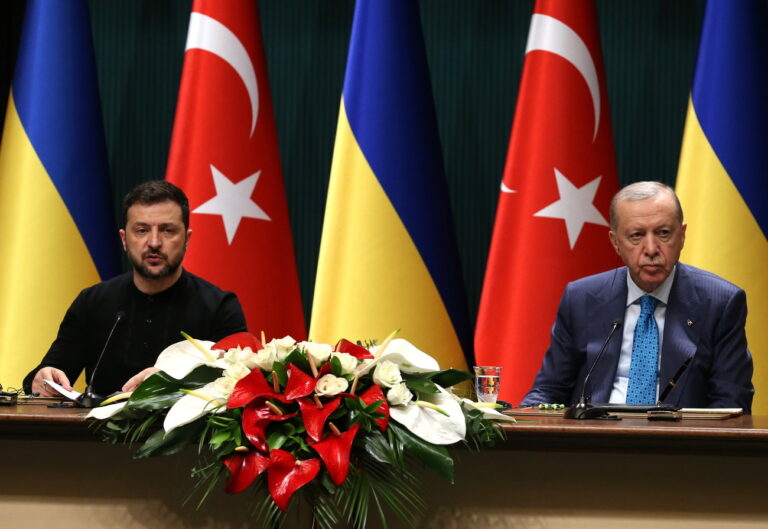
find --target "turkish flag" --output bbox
[475,0,619,404]
[166,0,305,339]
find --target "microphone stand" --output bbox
[73,311,125,408]
[564,319,622,420]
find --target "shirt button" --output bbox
[146,319,152,324]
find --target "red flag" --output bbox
[166,0,305,339]
[475,0,619,404]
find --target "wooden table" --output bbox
[2,402,768,528]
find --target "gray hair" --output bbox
[609,181,683,230]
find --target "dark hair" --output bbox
[122,180,190,229]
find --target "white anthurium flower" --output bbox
[389,385,466,445]
[86,401,127,420]
[163,379,230,434]
[315,374,349,397]
[332,352,359,375]
[154,339,226,380]
[270,336,297,362]
[299,341,333,365]
[460,399,516,422]
[357,338,440,376]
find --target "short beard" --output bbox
[127,251,183,281]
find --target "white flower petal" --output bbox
[359,339,440,375]
[163,388,226,434]
[154,339,226,379]
[389,386,466,444]
[86,402,127,420]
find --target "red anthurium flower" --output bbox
[318,361,332,377]
[310,423,361,486]
[213,332,262,352]
[228,368,290,408]
[284,363,316,400]
[359,385,390,431]
[223,450,270,494]
[267,449,321,511]
[298,397,341,442]
[335,338,374,359]
[243,403,297,452]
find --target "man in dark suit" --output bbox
[520,181,754,412]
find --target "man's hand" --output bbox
[122,367,160,392]
[31,367,72,397]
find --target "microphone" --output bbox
[74,311,125,408]
[658,355,693,405]
[564,319,622,420]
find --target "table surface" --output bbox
[3,400,768,453]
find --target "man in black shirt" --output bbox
[24,181,247,397]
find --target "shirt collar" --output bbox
[625,264,676,307]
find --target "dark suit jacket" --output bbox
[520,263,754,413]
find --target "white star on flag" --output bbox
[533,168,608,249]
[193,164,271,245]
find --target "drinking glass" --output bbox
[473,366,501,403]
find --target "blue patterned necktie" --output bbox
[626,295,660,405]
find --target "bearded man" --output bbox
[24,181,246,398]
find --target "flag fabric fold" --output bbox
[475,0,619,404]
[675,0,768,414]
[0,0,120,389]
[309,0,471,371]
[166,0,305,340]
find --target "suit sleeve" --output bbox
[706,287,754,412]
[519,284,583,406]
[22,290,88,392]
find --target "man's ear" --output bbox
[608,230,620,254]
[185,229,192,250]
[119,229,127,251]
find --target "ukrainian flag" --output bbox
[676,0,768,413]
[310,0,470,371]
[0,1,120,390]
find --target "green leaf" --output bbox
[129,365,222,410]
[430,369,472,388]
[402,375,439,394]
[390,422,454,483]
[266,429,288,451]
[135,421,202,458]
[362,429,403,468]
[272,362,288,387]
[330,355,342,376]
[285,349,310,373]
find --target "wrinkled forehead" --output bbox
[614,194,681,229]
[125,200,184,226]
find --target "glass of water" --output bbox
[473,366,502,403]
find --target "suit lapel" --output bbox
[660,264,702,399]
[586,268,628,403]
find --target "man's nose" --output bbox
[642,234,660,256]
[147,229,162,248]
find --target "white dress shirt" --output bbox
[608,266,677,404]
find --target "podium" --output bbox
[2,402,768,528]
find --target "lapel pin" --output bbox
[687,319,694,327]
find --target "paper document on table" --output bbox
[679,408,743,419]
[44,379,81,401]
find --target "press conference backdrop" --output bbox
[0,3,707,364]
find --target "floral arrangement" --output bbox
[89,331,512,529]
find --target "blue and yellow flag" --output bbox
[310,0,470,370]
[0,0,120,390]
[676,0,768,413]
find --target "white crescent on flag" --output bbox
[186,12,259,137]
